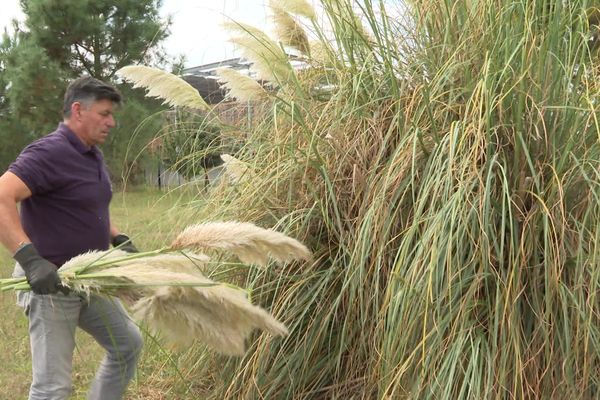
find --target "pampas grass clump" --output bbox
[118,0,600,398]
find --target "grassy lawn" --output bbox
[0,187,210,399]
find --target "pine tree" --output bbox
[20,0,169,80]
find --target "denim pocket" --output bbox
[16,290,31,316]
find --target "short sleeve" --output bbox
[8,140,60,195]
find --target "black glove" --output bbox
[111,234,138,253]
[13,243,62,295]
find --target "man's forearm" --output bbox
[109,223,120,240]
[0,198,30,254]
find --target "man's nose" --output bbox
[107,115,116,128]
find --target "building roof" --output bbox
[182,58,252,77]
[182,56,306,104]
[181,58,254,105]
[181,75,227,104]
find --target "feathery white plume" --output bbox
[2,220,312,355]
[170,221,312,266]
[219,153,250,183]
[271,8,311,55]
[117,65,210,111]
[224,22,293,84]
[216,68,268,102]
[270,0,316,19]
[133,284,288,356]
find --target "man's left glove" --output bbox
[111,234,139,253]
[13,243,62,295]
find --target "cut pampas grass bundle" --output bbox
[0,221,311,356]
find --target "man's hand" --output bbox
[112,234,138,253]
[13,243,61,295]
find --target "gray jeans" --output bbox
[14,264,143,400]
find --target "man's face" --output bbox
[77,99,116,146]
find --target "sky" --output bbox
[0,0,270,68]
[160,0,269,67]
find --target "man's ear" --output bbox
[71,102,82,119]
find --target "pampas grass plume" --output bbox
[220,153,250,183]
[229,36,292,84]
[216,68,268,102]
[170,221,313,266]
[133,284,288,356]
[222,21,271,43]
[3,220,311,355]
[61,249,129,272]
[271,0,316,19]
[272,8,311,56]
[224,22,292,84]
[117,65,209,111]
[309,41,334,65]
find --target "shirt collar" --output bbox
[56,122,97,155]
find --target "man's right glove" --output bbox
[111,234,139,253]
[13,243,62,295]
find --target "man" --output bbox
[0,76,142,399]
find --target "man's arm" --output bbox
[0,171,33,254]
[0,171,62,294]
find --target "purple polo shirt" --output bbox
[9,123,112,267]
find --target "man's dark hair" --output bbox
[63,76,122,117]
